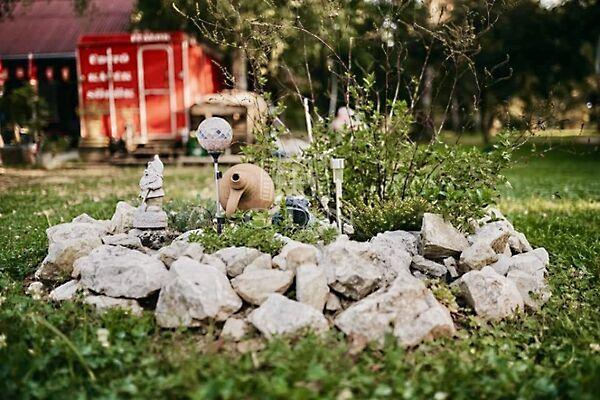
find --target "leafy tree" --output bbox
[0,0,90,19]
[451,0,600,137]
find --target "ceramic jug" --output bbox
[219,163,275,217]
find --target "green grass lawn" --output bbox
[1,143,599,399]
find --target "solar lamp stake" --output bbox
[331,158,345,233]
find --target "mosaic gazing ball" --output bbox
[196,117,233,153]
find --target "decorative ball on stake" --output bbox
[196,117,233,153]
[197,117,233,234]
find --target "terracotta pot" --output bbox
[219,163,275,216]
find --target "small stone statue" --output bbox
[133,155,168,229]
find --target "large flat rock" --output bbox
[458,266,524,320]
[231,268,294,305]
[420,213,469,258]
[155,257,242,328]
[335,275,455,346]
[74,245,168,298]
[248,294,329,339]
[296,263,329,311]
[35,221,105,281]
[320,238,386,300]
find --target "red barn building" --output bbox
[77,32,221,153]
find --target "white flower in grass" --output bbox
[96,328,110,348]
[0,334,6,349]
[434,392,448,400]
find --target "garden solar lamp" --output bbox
[330,158,345,233]
[197,117,233,234]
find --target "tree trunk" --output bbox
[232,48,248,91]
[478,90,492,144]
[451,95,460,132]
[481,114,493,145]
[329,69,338,117]
[420,66,435,139]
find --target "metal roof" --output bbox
[0,0,135,59]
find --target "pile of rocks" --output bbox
[29,204,550,347]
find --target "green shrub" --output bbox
[245,75,525,240]
[349,197,433,241]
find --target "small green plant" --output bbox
[188,210,338,255]
[165,199,215,233]
[190,211,285,255]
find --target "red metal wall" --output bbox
[77,32,221,147]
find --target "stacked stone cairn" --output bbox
[29,200,550,347]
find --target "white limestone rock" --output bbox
[109,201,136,234]
[459,241,499,273]
[272,241,320,271]
[506,269,551,310]
[411,255,447,278]
[49,279,86,301]
[84,295,143,316]
[221,318,249,341]
[72,214,111,233]
[507,248,549,280]
[102,233,143,249]
[477,207,507,224]
[469,223,511,253]
[243,254,272,273]
[157,241,205,268]
[74,245,168,298]
[325,292,342,312]
[320,238,385,300]
[474,208,532,254]
[45,220,106,248]
[296,263,329,311]
[71,213,98,224]
[248,294,329,339]
[35,222,104,281]
[443,257,459,278]
[412,270,428,280]
[369,233,413,279]
[231,268,294,305]
[420,213,469,258]
[530,247,550,266]
[179,242,205,260]
[201,254,227,276]
[370,230,419,256]
[155,257,242,328]
[334,275,455,346]
[457,266,524,320]
[502,243,513,257]
[489,254,512,276]
[214,247,263,277]
[509,231,533,254]
[285,245,319,272]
